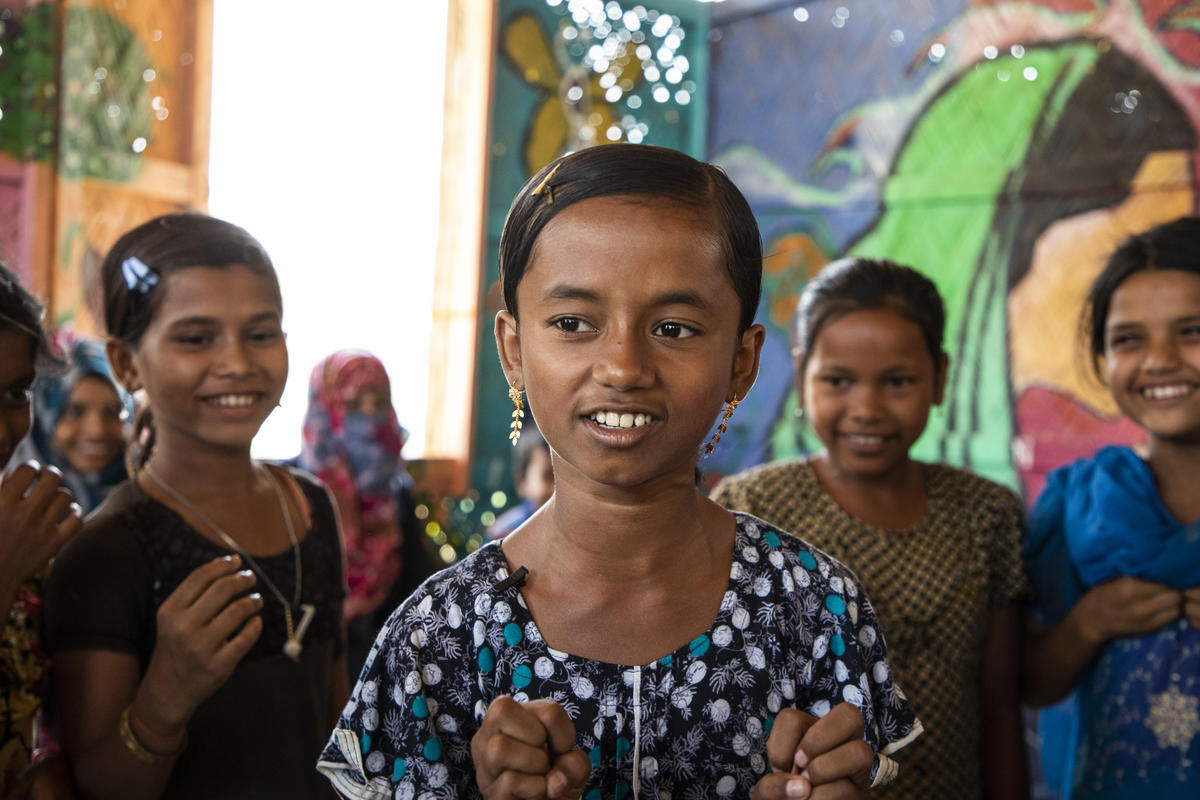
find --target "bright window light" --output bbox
[209,1,447,459]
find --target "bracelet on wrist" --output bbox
[118,705,187,763]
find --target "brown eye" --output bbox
[551,316,595,333]
[61,404,86,420]
[653,322,696,339]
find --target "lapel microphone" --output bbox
[492,566,529,592]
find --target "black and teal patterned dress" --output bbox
[319,512,921,799]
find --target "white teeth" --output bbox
[1143,384,1193,400]
[591,411,654,429]
[845,434,883,446]
[212,394,255,408]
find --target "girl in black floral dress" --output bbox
[320,145,921,800]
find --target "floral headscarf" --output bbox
[300,351,406,622]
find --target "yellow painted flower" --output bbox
[500,11,643,174]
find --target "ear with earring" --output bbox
[508,385,525,445]
[704,394,740,456]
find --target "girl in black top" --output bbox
[44,214,347,799]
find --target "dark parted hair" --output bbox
[795,257,946,373]
[498,143,763,334]
[99,213,279,471]
[99,212,280,346]
[0,260,58,368]
[1084,216,1200,377]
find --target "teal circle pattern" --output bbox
[616,737,631,760]
[825,594,846,615]
[513,663,533,689]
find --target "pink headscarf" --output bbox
[300,351,406,622]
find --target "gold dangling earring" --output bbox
[508,385,525,445]
[704,394,740,456]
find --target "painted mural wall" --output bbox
[0,0,210,333]
[707,0,1200,501]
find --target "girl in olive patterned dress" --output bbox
[714,258,1029,800]
[319,145,921,800]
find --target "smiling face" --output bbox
[496,195,763,492]
[0,327,35,469]
[801,307,945,480]
[1103,269,1200,443]
[110,264,287,457]
[52,375,125,472]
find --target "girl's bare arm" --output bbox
[52,556,263,800]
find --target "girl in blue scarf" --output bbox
[15,337,130,512]
[1023,216,1200,799]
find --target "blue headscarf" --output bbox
[15,338,131,512]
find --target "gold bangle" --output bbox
[118,706,187,763]
[118,706,160,763]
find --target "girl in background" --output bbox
[0,262,81,798]
[16,337,129,514]
[486,422,553,539]
[319,145,920,799]
[44,213,346,799]
[1023,216,1200,798]
[298,349,432,678]
[713,258,1028,800]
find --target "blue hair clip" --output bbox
[121,256,159,294]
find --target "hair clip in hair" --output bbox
[121,256,159,294]
[531,163,561,204]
